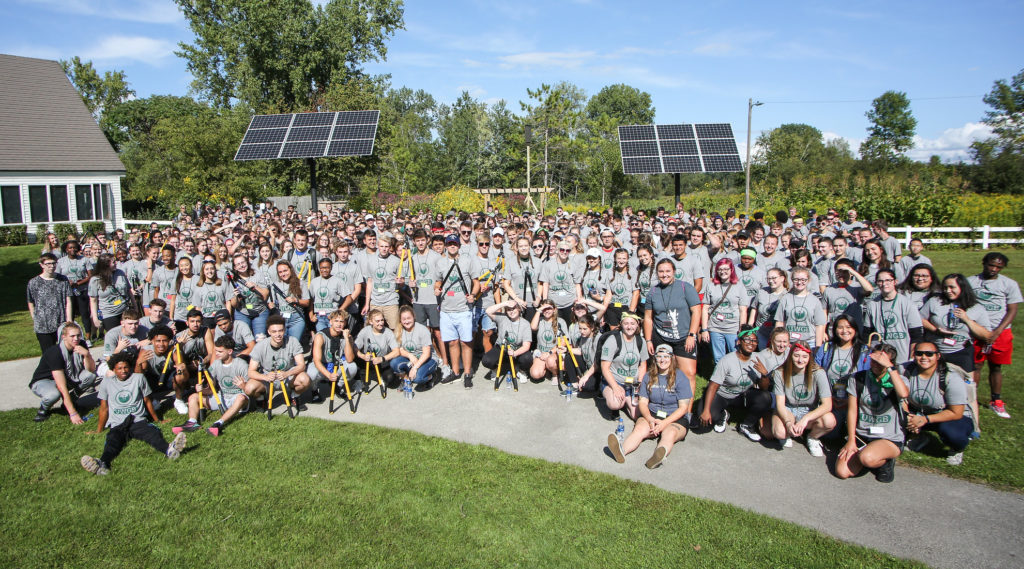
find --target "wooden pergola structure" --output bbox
[474,187,554,213]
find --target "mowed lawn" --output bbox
[2,244,1023,489]
[0,410,922,569]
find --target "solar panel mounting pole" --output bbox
[308,158,318,212]
[674,173,681,208]
[745,99,763,213]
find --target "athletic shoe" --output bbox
[906,436,929,453]
[166,432,186,460]
[990,400,1011,419]
[173,398,188,415]
[440,372,457,385]
[294,400,308,412]
[464,374,473,389]
[806,437,824,457]
[80,455,109,476]
[781,437,793,449]
[311,389,324,404]
[607,434,625,463]
[947,451,964,466]
[33,406,49,422]
[738,423,762,442]
[874,458,895,483]
[645,446,667,469]
[713,410,729,433]
[206,426,221,437]
[172,420,200,434]
[484,370,494,380]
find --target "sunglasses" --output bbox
[478,242,490,247]
[461,231,471,235]
[914,350,938,357]
[558,248,572,253]
[533,245,544,249]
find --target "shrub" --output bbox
[51,223,78,243]
[0,225,28,246]
[82,221,107,237]
[430,185,485,214]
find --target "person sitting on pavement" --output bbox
[308,309,359,402]
[247,315,312,412]
[354,308,400,390]
[600,311,648,419]
[606,344,693,469]
[529,300,570,384]
[482,299,533,385]
[696,325,771,442]
[30,321,97,423]
[172,336,255,437]
[902,342,975,466]
[391,305,439,388]
[835,344,909,483]
[766,340,834,457]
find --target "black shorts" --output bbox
[858,435,905,453]
[413,303,440,329]
[650,329,697,360]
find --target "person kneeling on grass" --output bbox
[902,343,974,466]
[835,344,909,483]
[81,352,186,476]
[173,336,254,437]
[606,344,693,469]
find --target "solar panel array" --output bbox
[234,111,380,161]
[618,123,742,174]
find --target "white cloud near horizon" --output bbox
[907,122,993,163]
[20,0,182,24]
[82,35,176,66]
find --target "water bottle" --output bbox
[615,417,625,444]
[404,378,413,399]
[82,412,94,422]
[506,373,513,389]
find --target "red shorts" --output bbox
[974,328,1013,366]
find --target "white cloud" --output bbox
[498,50,596,70]
[693,42,738,56]
[82,35,176,66]
[455,84,488,98]
[21,0,182,24]
[907,122,993,163]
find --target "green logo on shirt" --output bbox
[793,307,808,321]
[911,388,933,409]
[116,391,132,405]
[882,311,897,328]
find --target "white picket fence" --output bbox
[894,226,1024,249]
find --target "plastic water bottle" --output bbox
[404,378,413,399]
[615,417,625,444]
[506,373,513,389]
[82,412,94,422]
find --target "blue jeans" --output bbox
[315,314,331,333]
[235,310,269,338]
[389,356,438,384]
[282,312,305,341]
[922,415,974,452]
[709,331,737,364]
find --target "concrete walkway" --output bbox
[5,350,1022,569]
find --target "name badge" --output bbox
[869,426,884,435]
[113,299,122,305]
[246,304,254,310]
[624,377,634,384]
[656,410,668,419]
[715,313,726,321]
[942,337,956,346]
[790,332,802,340]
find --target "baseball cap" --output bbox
[214,309,232,321]
[585,247,601,258]
[444,234,460,245]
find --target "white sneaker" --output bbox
[738,423,762,442]
[713,410,729,433]
[806,437,824,457]
[946,451,964,466]
[782,437,793,449]
[166,432,186,460]
[173,398,188,414]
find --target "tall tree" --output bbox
[437,91,487,188]
[969,68,1024,193]
[860,90,917,163]
[585,83,655,125]
[60,56,135,148]
[174,0,404,110]
[520,82,586,200]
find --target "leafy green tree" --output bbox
[377,86,440,194]
[966,68,1024,193]
[860,90,917,164]
[481,100,525,189]
[520,82,586,200]
[60,56,135,148]
[102,95,208,151]
[585,84,655,125]
[174,0,404,110]
[437,91,487,188]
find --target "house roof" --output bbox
[0,54,125,173]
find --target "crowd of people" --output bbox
[24,199,1018,480]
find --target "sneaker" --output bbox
[781,437,793,449]
[206,426,221,437]
[440,372,457,385]
[990,400,1011,419]
[464,374,474,389]
[946,451,964,466]
[80,455,109,476]
[173,398,188,415]
[738,423,762,442]
[874,458,895,483]
[311,389,324,404]
[293,400,308,412]
[806,437,824,457]
[484,370,494,380]
[172,420,200,434]
[34,406,50,422]
[166,432,187,460]
[906,436,929,453]
[713,410,729,433]
[607,434,625,463]
[645,446,667,469]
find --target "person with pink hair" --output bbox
[700,258,750,364]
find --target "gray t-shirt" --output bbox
[494,314,533,351]
[863,294,923,363]
[435,255,476,313]
[250,336,304,373]
[639,370,693,416]
[270,280,310,318]
[410,251,443,305]
[772,368,830,409]
[823,285,865,329]
[209,357,250,397]
[102,325,147,357]
[367,253,403,306]
[606,269,635,306]
[152,264,178,304]
[822,346,858,405]
[704,282,750,334]
[88,271,131,318]
[600,332,645,386]
[879,236,902,262]
[214,321,255,356]
[710,351,760,400]
[194,280,231,318]
[309,275,345,316]
[645,280,700,342]
[903,363,972,420]
[968,274,1023,331]
[852,371,905,443]
[330,260,364,299]
[172,275,199,318]
[534,317,568,353]
[737,265,768,300]
[757,251,791,273]
[98,372,150,428]
[56,255,92,293]
[776,293,826,345]
[661,253,702,287]
[540,259,581,309]
[355,327,398,357]
[396,322,432,360]
[920,296,989,354]
[503,256,541,304]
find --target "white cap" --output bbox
[585,247,601,258]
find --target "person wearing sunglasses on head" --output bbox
[902,342,976,466]
[864,269,923,365]
[539,241,584,324]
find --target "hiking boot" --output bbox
[645,446,667,469]
[990,399,1011,419]
[714,410,729,433]
[874,458,895,483]
[946,451,964,466]
[607,434,625,463]
[81,455,109,476]
[738,423,762,442]
[906,436,929,453]
[166,432,187,460]
[173,398,188,415]
[172,420,200,434]
[33,406,50,422]
[806,437,824,457]
[464,374,474,389]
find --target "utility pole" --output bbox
[745,98,763,214]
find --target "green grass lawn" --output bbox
[0,409,921,569]
[1,245,1022,489]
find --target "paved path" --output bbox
[5,351,1023,569]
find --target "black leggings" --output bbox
[481,345,534,372]
[697,389,772,427]
[100,416,169,466]
[72,294,93,335]
[36,332,58,353]
[101,314,123,333]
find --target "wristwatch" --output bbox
[687,332,697,338]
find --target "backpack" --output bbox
[594,330,646,369]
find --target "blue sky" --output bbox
[4,0,1022,162]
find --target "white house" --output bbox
[0,54,126,238]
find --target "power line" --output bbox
[761,95,982,105]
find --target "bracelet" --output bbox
[70,412,79,417]
[925,415,930,424]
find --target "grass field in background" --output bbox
[0,409,922,569]
[1,245,1022,490]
